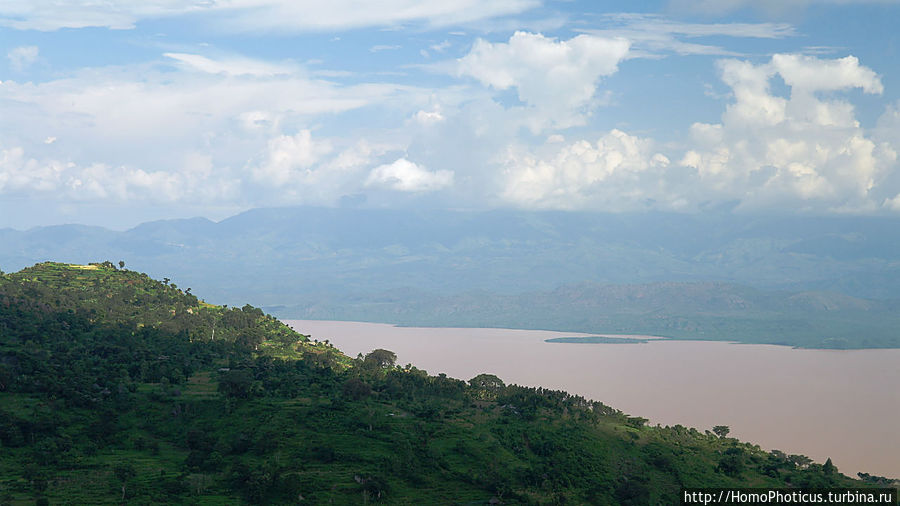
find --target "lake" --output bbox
[285,319,900,479]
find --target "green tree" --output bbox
[712,425,730,438]
[823,458,836,476]
[364,349,397,369]
[789,454,813,468]
[468,373,506,400]
[718,447,745,477]
[343,378,372,400]
[219,369,253,398]
[469,373,505,390]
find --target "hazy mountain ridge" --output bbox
[3,207,900,347]
[265,281,900,349]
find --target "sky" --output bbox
[1,0,899,229]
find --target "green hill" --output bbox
[0,263,893,504]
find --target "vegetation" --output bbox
[0,262,894,504]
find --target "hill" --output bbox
[0,263,893,504]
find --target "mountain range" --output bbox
[3,207,900,348]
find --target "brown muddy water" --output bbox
[285,319,900,479]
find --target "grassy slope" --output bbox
[0,263,894,504]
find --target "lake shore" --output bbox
[286,319,900,479]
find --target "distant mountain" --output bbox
[265,281,900,349]
[2,207,900,347]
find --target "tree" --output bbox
[219,369,253,398]
[236,328,264,350]
[364,349,397,369]
[343,378,372,400]
[718,447,745,477]
[788,454,813,468]
[118,260,125,269]
[469,373,505,390]
[468,374,505,400]
[712,425,730,438]
[823,458,836,476]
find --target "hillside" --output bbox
[0,262,892,504]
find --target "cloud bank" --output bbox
[0,0,539,31]
[1,18,899,223]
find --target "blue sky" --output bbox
[1,0,899,229]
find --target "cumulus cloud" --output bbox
[771,54,883,94]
[456,31,630,131]
[7,45,38,71]
[682,54,896,212]
[0,0,538,31]
[366,158,454,192]
[873,102,900,209]
[488,52,900,214]
[0,143,238,203]
[500,129,672,209]
[252,130,333,186]
[1,129,409,210]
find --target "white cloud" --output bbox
[412,109,445,125]
[873,102,900,208]
[252,130,333,185]
[500,129,672,209]
[0,51,423,209]
[164,52,298,77]
[370,45,401,53]
[0,142,239,203]
[366,158,453,192]
[246,135,403,205]
[0,0,539,31]
[0,53,398,171]
[430,40,452,52]
[487,52,899,214]
[7,45,38,71]
[771,54,883,94]
[580,14,796,57]
[669,0,899,16]
[682,54,897,212]
[456,31,630,130]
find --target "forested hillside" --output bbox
[0,263,890,504]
